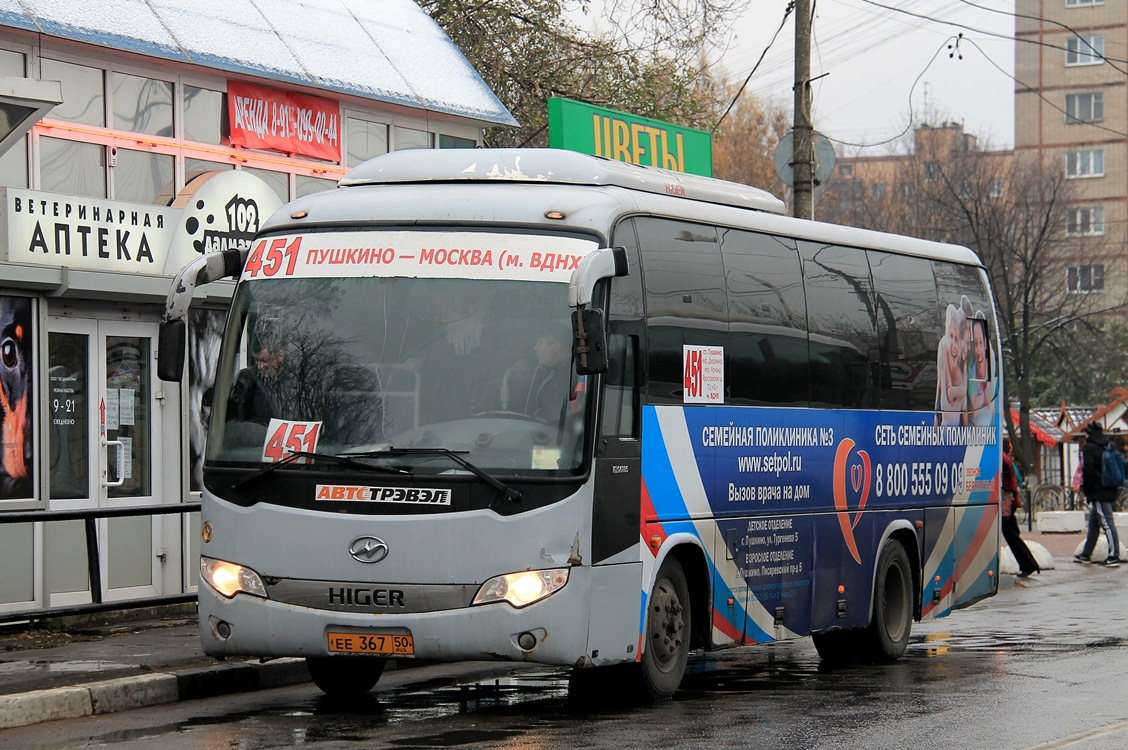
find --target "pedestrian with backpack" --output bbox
[1074,422,1122,566]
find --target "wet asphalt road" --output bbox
[4,565,1128,750]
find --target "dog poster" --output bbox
[1,295,34,500]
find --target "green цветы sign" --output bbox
[547,98,712,177]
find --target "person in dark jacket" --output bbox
[1074,422,1121,566]
[1001,440,1040,577]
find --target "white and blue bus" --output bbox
[158,149,1001,699]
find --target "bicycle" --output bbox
[1031,483,1066,513]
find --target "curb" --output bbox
[0,658,309,730]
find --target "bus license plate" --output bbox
[327,632,414,655]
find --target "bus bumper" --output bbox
[198,564,626,667]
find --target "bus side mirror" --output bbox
[157,319,186,382]
[573,308,607,375]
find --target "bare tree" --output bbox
[421,0,745,147]
[711,85,789,195]
[821,132,1125,478]
[922,149,1122,474]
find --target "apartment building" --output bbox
[1015,0,1127,302]
[821,122,1012,239]
[824,1,1126,308]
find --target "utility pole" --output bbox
[792,0,813,219]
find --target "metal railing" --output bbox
[0,503,200,625]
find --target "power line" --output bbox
[824,35,955,149]
[861,0,1128,71]
[713,1,795,132]
[961,36,1128,139]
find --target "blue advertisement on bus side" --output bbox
[641,403,1000,639]
[685,407,998,517]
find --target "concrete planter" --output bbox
[1036,511,1086,533]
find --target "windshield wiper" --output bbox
[343,447,522,503]
[232,450,409,491]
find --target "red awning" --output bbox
[1010,409,1057,447]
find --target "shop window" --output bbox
[0,52,26,185]
[184,86,227,145]
[296,174,336,197]
[0,138,28,188]
[394,126,433,151]
[185,158,233,189]
[49,332,89,500]
[439,134,476,149]
[113,148,174,204]
[0,48,23,76]
[346,117,387,167]
[112,73,173,137]
[40,59,104,126]
[40,137,106,198]
[242,166,288,202]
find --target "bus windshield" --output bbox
[206,274,586,475]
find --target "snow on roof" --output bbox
[0,0,516,126]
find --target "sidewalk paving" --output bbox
[0,614,311,729]
[0,529,1093,731]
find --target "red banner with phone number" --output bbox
[228,81,341,162]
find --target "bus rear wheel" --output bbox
[639,557,691,701]
[858,540,914,662]
[811,628,861,664]
[306,656,385,696]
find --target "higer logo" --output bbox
[833,438,871,565]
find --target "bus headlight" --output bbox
[472,568,570,608]
[201,556,268,599]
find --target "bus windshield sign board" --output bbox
[547,97,712,177]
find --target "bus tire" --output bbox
[811,628,860,665]
[306,656,385,696]
[858,540,914,662]
[639,557,691,701]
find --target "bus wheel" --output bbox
[306,656,385,696]
[859,541,914,662]
[811,628,860,665]
[640,557,691,700]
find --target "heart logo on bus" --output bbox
[833,438,870,565]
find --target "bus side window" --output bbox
[799,241,880,409]
[869,251,941,410]
[720,228,810,406]
[635,217,725,405]
[933,262,999,420]
[602,329,640,439]
[609,219,644,318]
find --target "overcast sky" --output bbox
[712,0,1016,152]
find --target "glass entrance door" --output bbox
[47,317,173,604]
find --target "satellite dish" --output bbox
[774,131,836,187]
